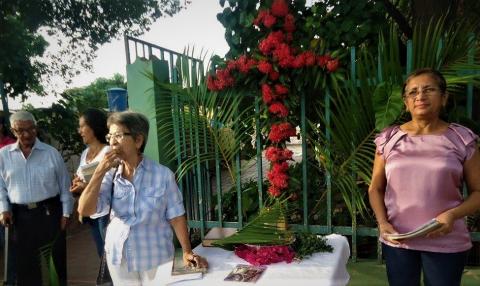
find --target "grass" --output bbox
[347,259,480,285]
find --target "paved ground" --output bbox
[0,221,98,286]
[66,223,99,286]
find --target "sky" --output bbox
[10,0,229,110]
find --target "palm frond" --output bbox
[309,76,376,218]
[212,199,294,250]
[147,53,255,183]
[308,18,480,223]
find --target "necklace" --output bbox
[86,145,104,163]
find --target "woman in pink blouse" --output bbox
[369,68,480,286]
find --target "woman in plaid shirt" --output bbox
[78,111,208,285]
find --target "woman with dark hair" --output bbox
[70,108,110,257]
[369,68,480,285]
[0,115,15,148]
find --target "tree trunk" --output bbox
[0,79,10,123]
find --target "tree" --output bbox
[0,0,187,113]
[25,74,127,161]
[380,0,480,38]
[59,73,127,113]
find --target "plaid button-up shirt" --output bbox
[98,157,185,272]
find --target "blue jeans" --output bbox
[382,243,467,286]
[83,215,109,257]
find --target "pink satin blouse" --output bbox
[374,123,478,253]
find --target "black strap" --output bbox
[106,168,118,222]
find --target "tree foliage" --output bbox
[25,74,126,161]
[59,73,126,113]
[0,0,186,104]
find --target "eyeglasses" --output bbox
[11,127,36,135]
[404,87,439,99]
[105,132,131,143]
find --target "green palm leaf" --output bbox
[147,53,255,182]
[309,17,480,223]
[212,199,294,250]
[372,82,403,131]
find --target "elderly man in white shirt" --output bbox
[0,110,73,286]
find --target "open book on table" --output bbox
[386,219,441,241]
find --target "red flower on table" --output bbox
[235,244,295,266]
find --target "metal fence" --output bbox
[125,35,479,262]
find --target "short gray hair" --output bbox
[107,111,149,152]
[10,110,37,126]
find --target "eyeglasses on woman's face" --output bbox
[404,86,440,99]
[105,132,131,143]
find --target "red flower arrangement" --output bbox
[207,0,340,199]
[235,244,295,266]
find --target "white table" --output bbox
[161,234,350,286]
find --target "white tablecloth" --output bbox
[161,234,350,286]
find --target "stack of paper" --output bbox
[386,219,441,240]
[79,161,99,182]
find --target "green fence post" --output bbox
[235,107,243,229]
[214,107,223,225]
[325,89,332,234]
[351,47,358,263]
[300,92,308,230]
[255,98,264,208]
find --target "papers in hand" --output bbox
[79,161,99,182]
[386,219,441,240]
[168,249,206,285]
[224,264,266,283]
